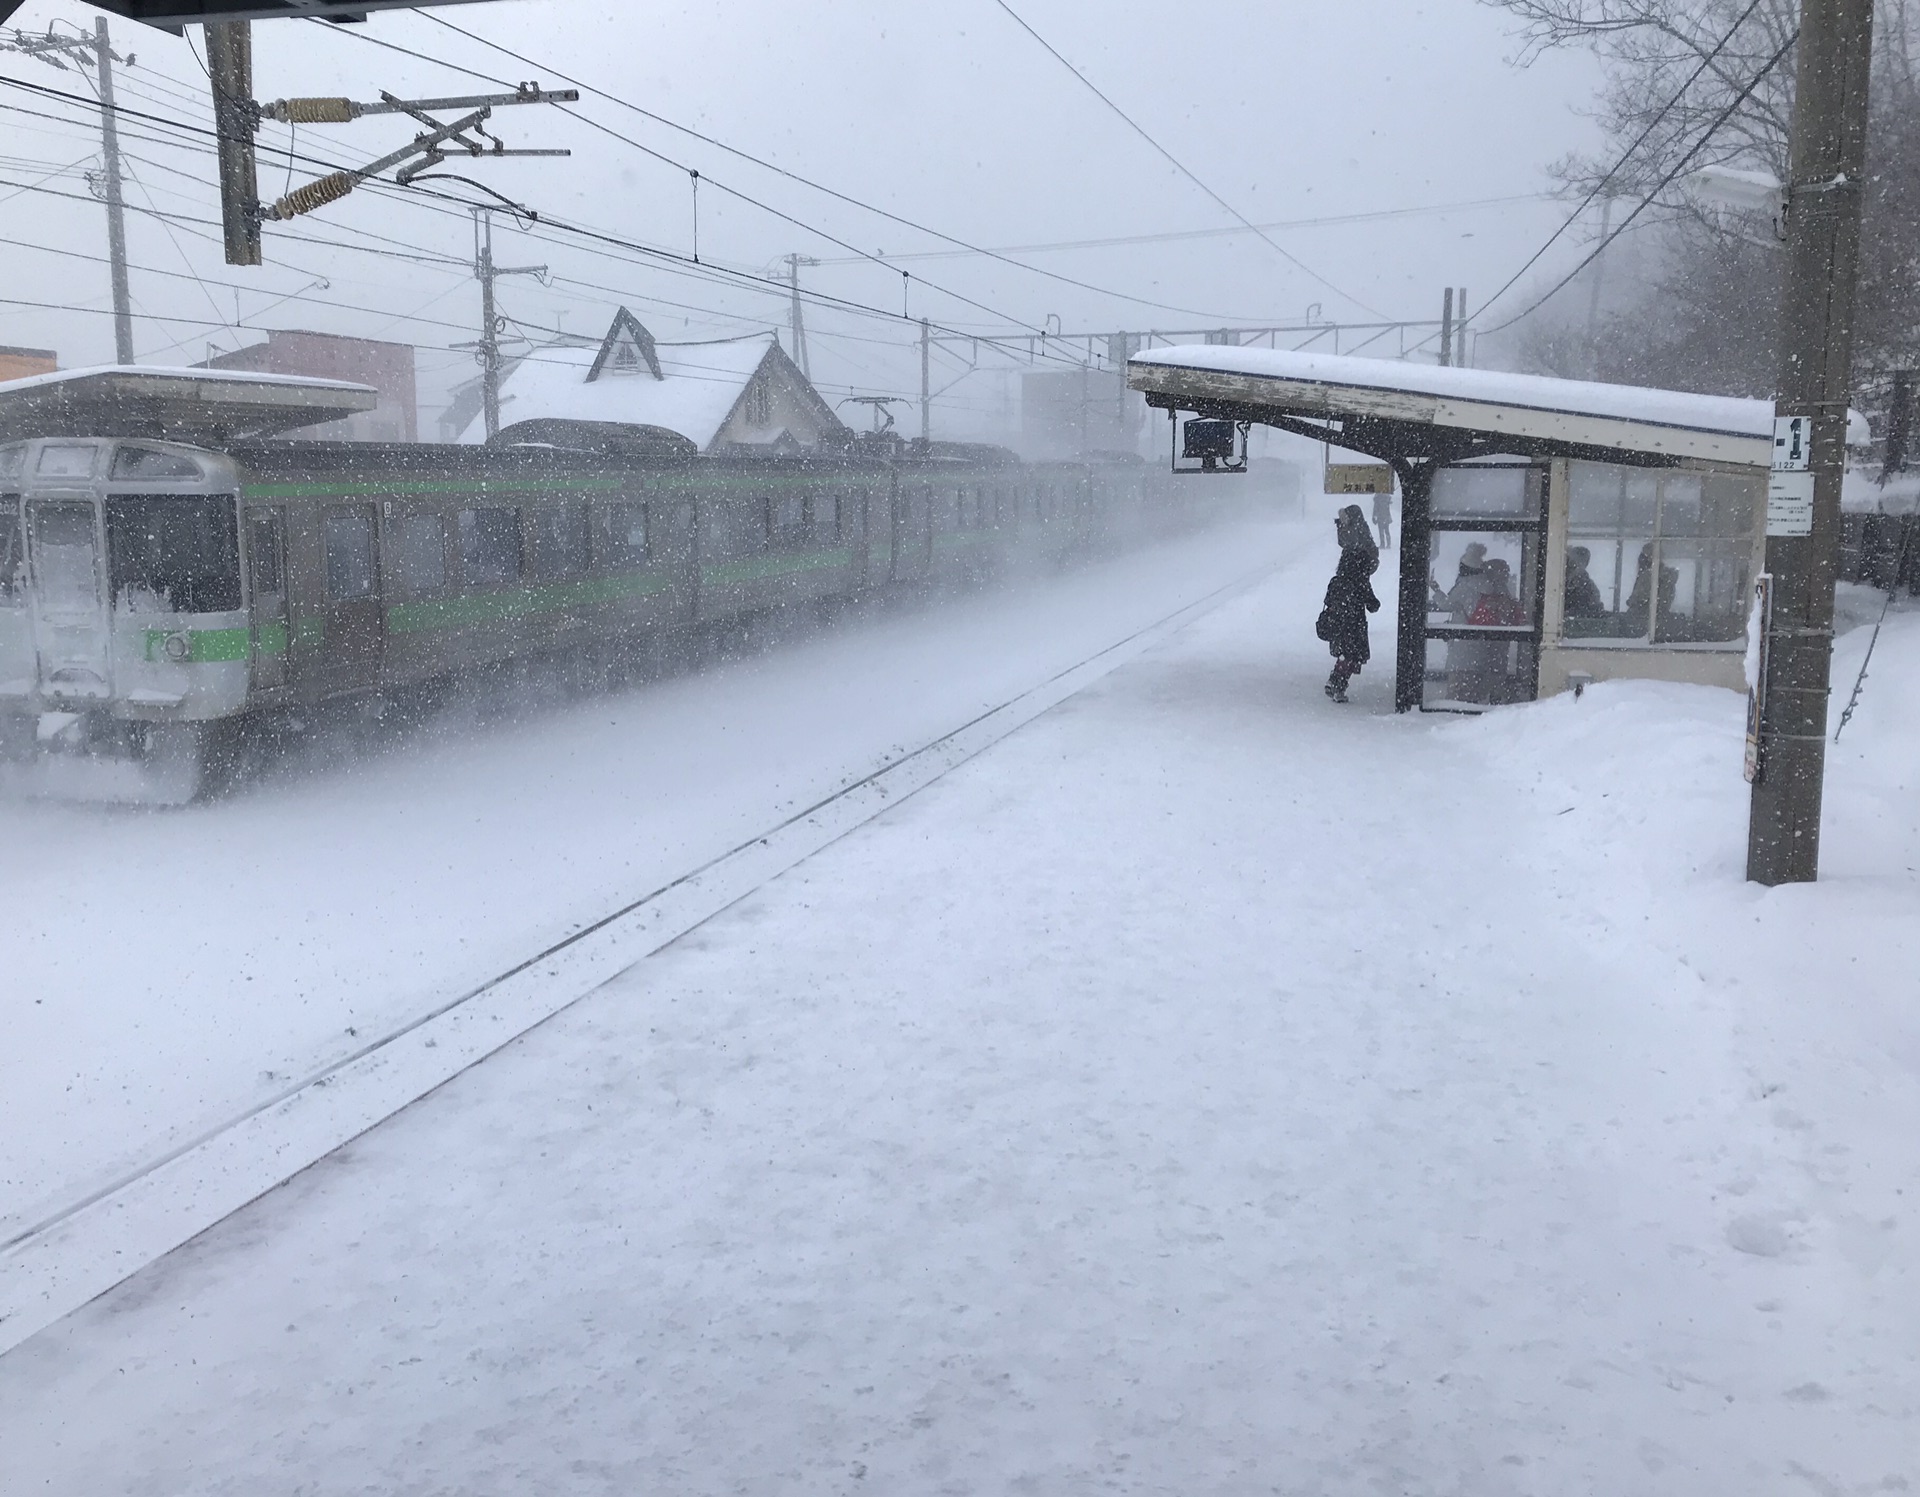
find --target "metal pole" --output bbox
[1454,288,1468,368]
[1747,0,1875,885]
[1585,194,1614,351]
[477,209,501,441]
[1438,288,1454,368]
[783,253,815,377]
[204,21,261,267]
[92,18,133,363]
[920,317,930,444]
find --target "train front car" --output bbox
[0,436,252,800]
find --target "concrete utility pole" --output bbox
[920,317,930,444]
[472,207,546,441]
[2,19,134,359]
[204,21,261,267]
[1438,287,1454,368]
[1585,194,1615,356]
[782,253,818,377]
[1747,0,1876,885]
[1453,288,1468,368]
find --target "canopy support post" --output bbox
[1393,460,1432,713]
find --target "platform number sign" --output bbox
[1767,412,1814,536]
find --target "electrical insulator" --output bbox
[268,97,358,125]
[266,171,355,221]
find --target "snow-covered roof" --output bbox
[460,335,778,451]
[1128,345,1868,468]
[0,364,379,441]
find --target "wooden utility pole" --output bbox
[473,208,546,441]
[1747,0,1876,884]
[204,21,261,266]
[1438,287,1454,368]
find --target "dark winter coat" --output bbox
[1317,546,1381,663]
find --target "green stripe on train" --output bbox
[386,569,675,634]
[703,549,853,585]
[140,622,289,662]
[241,471,877,501]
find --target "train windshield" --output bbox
[105,494,242,615]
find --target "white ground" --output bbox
[3,518,1916,1494]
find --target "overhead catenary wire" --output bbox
[986,0,1386,318]
[396,11,1304,324]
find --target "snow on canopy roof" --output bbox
[1128,345,1869,465]
[0,364,378,441]
[459,335,777,450]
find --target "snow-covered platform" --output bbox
[3,533,1916,1493]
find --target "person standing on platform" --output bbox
[1372,487,1394,550]
[1317,504,1381,704]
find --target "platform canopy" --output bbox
[0,365,378,443]
[0,0,502,30]
[1126,345,1798,471]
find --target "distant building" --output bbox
[1021,366,1144,459]
[201,329,417,442]
[0,346,57,383]
[460,307,847,453]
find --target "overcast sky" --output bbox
[0,0,1604,435]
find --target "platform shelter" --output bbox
[1127,346,1794,712]
[0,366,378,445]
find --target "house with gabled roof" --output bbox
[457,307,848,454]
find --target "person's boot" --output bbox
[1324,669,1340,698]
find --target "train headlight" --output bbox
[162,632,192,663]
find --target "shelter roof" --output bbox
[1128,345,1866,469]
[0,364,378,443]
[462,335,779,451]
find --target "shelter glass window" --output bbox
[459,506,523,586]
[323,508,377,601]
[1431,463,1543,520]
[599,502,650,569]
[106,495,242,614]
[1563,462,1755,645]
[394,514,447,594]
[0,498,23,601]
[531,501,590,579]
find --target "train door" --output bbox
[866,483,894,585]
[305,502,384,697]
[247,508,289,690]
[24,498,112,701]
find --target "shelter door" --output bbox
[1421,463,1549,711]
[24,500,111,701]
[303,503,384,698]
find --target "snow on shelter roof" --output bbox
[461,335,779,451]
[1128,345,1866,468]
[0,364,378,442]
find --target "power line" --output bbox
[1468,0,1773,328]
[986,0,1386,318]
[408,10,1300,323]
[1475,28,1798,338]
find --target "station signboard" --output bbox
[1323,463,1394,496]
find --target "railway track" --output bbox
[0,560,1274,1358]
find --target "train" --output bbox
[0,430,1193,798]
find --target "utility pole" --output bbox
[2,19,134,359]
[920,317,931,444]
[782,253,818,377]
[472,207,547,441]
[1438,287,1454,368]
[1454,288,1468,368]
[1747,0,1876,885]
[1585,194,1615,357]
[204,21,261,266]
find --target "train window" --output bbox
[598,502,649,569]
[811,491,838,542]
[35,444,96,480]
[248,513,283,595]
[106,495,241,614]
[394,514,446,594]
[0,500,22,601]
[772,492,806,544]
[459,506,523,586]
[111,446,201,481]
[530,502,590,579]
[0,444,22,480]
[323,509,377,602]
